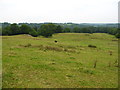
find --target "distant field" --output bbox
[2,33,118,88]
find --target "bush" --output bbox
[88,45,97,48]
[115,33,120,38]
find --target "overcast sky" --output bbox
[0,0,119,23]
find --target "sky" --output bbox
[0,0,119,23]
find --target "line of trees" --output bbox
[2,23,62,37]
[1,23,120,38]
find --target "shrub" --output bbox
[115,33,120,38]
[88,45,97,48]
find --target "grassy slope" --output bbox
[2,33,118,88]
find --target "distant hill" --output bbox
[1,22,118,29]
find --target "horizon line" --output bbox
[0,22,118,24]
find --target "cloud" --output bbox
[0,0,119,23]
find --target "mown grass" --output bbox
[2,33,118,88]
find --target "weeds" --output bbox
[78,67,96,75]
[8,51,17,57]
[108,51,113,56]
[45,46,62,51]
[24,43,32,47]
[93,60,97,68]
[69,57,75,59]
[19,43,32,47]
[63,48,76,53]
[66,74,73,77]
[108,61,111,67]
[83,69,95,75]
[107,60,119,67]
[112,39,118,41]
[114,60,118,67]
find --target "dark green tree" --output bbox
[115,28,120,38]
[20,24,31,34]
[29,29,38,37]
[47,23,57,33]
[73,27,80,33]
[82,27,91,33]
[115,33,120,38]
[38,23,56,37]
[2,26,11,35]
[0,28,1,35]
[9,23,20,35]
[108,28,117,35]
[62,27,71,33]
[55,25,62,33]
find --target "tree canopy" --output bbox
[2,23,119,38]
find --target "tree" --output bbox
[55,25,62,33]
[2,26,11,35]
[0,27,2,35]
[81,27,91,33]
[46,23,57,33]
[115,28,120,38]
[115,33,120,38]
[38,23,57,37]
[9,23,20,35]
[108,28,117,35]
[62,27,71,33]
[2,23,20,35]
[33,26,38,32]
[29,29,38,37]
[73,27,80,33]
[20,24,31,34]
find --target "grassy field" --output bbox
[2,33,118,88]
